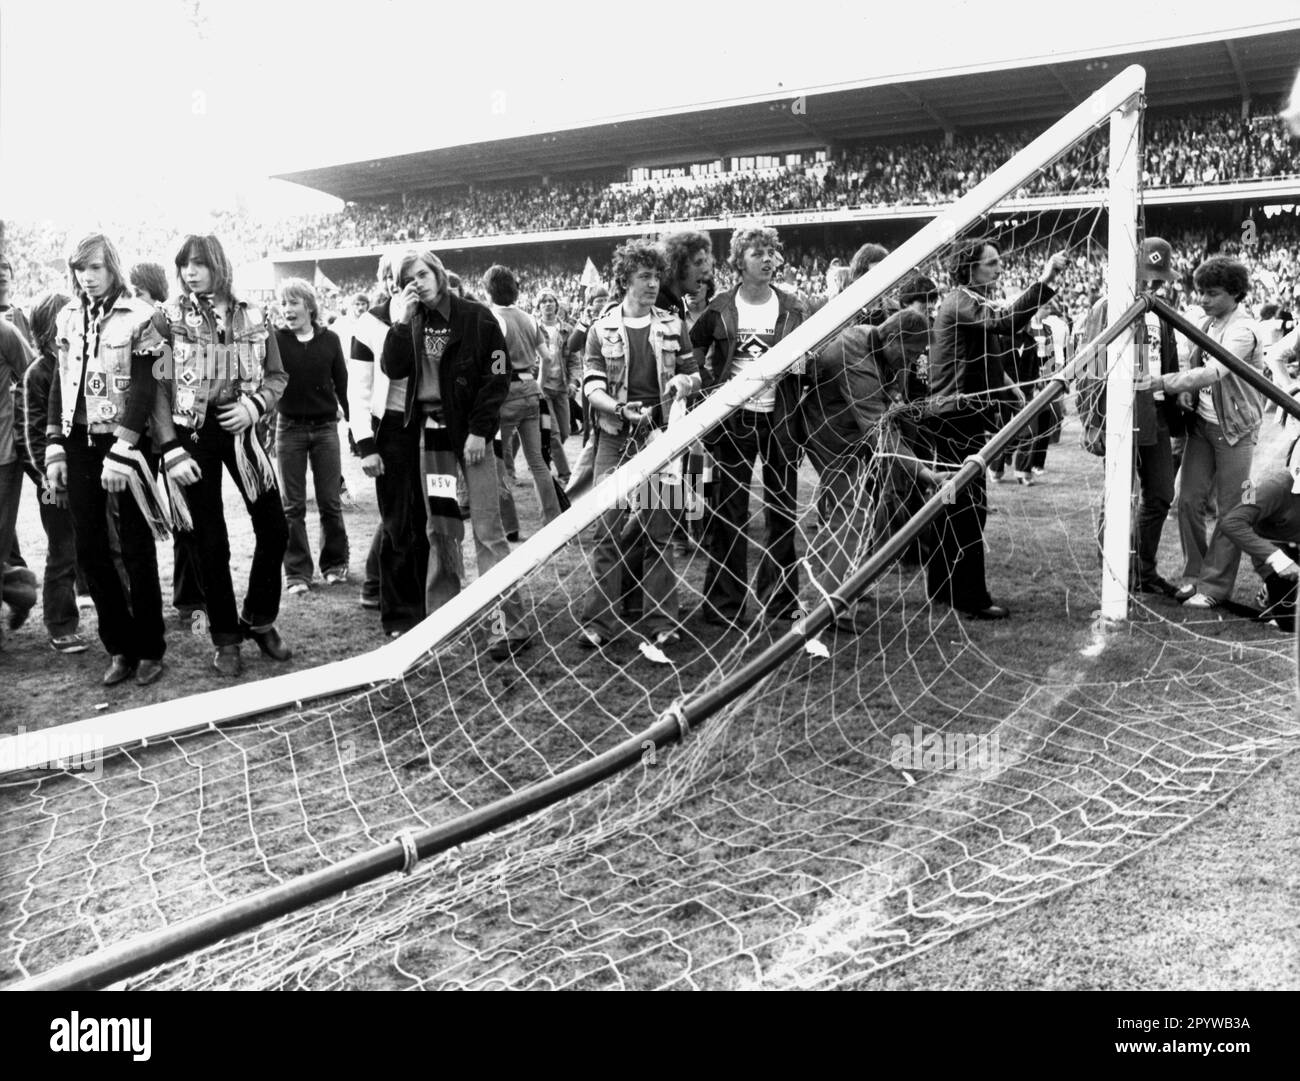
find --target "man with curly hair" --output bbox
[579,240,700,656]
[1144,255,1264,608]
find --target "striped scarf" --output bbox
[422,415,465,586]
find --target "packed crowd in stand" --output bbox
[265,107,1300,250]
[6,103,1300,305]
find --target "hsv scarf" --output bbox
[423,414,465,581]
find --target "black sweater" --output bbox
[275,326,348,422]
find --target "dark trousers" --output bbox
[374,413,429,634]
[65,431,165,660]
[38,494,80,637]
[0,460,21,592]
[922,411,993,611]
[1134,417,1175,583]
[18,473,118,602]
[172,535,206,608]
[1012,405,1052,473]
[362,524,382,602]
[702,409,801,621]
[181,418,288,646]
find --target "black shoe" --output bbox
[506,531,521,542]
[957,604,1010,621]
[135,658,165,686]
[213,644,243,677]
[489,635,533,661]
[243,623,292,661]
[7,602,33,632]
[1135,575,1178,598]
[1173,583,1197,604]
[103,655,137,686]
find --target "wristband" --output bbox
[163,445,194,478]
[102,450,134,480]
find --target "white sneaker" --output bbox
[324,570,349,585]
[1182,592,1218,609]
[286,582,310,596]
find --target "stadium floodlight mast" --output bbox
[0,64,1150,779]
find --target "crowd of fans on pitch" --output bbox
[5,94,1300,683]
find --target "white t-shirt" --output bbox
[732,292,780,413]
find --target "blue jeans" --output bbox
[581,425,680,637]
[543,390,572,483]
[497,387,562,531]
[277,417,349,585]
[421,435,531,642]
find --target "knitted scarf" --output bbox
[422,415,465,583]
[196,292,276,506]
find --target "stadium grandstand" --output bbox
[265,24,1300,310]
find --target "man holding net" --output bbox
[924,239,1066,620]
[578,240,699,656]
[803,308,941,633]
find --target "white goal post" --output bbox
[0,65,1148,776]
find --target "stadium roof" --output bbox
[275,24,1300,201]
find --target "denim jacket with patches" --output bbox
[150,294,286,453]
[582,305,699,436]
[45,293,157,464]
